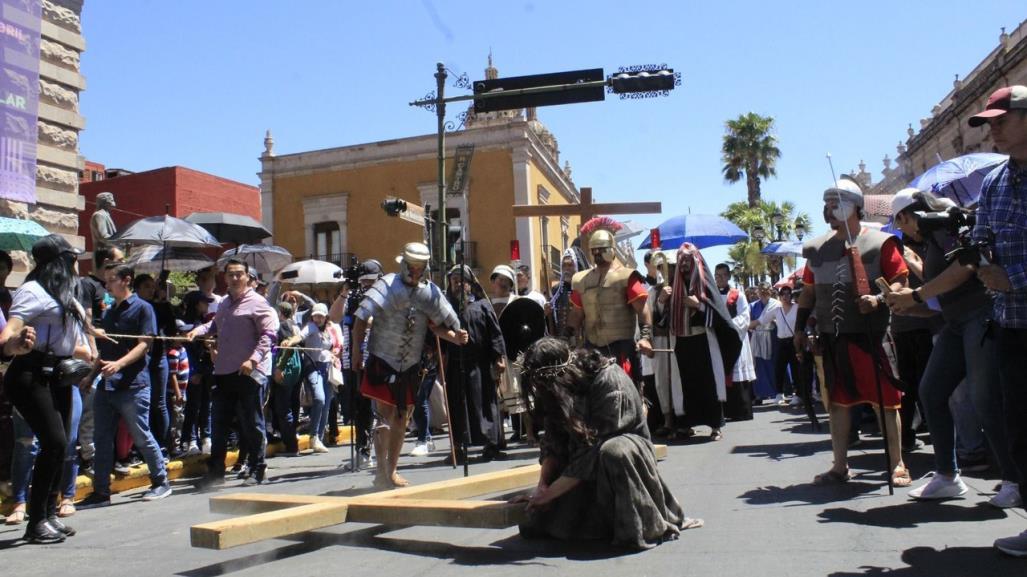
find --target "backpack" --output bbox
[277,348,302,388]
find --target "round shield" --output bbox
[498,297,547,359]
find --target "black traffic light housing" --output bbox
[381,198,408,216]
[607,66,680,97]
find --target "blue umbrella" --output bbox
[0,217,49,252]
[909,152,1007,206]
[761,240,804,256]
[637,214,748,250]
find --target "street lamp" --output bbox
[732,263,744,286]
[771,210,784,242]
[752,225,766,244]
[794,218,806,241]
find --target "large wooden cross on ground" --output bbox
[511,186,662,229]
[190,445,667,550]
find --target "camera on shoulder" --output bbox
[913,206,992,267]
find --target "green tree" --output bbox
[721,112,781,208]
[720,200,812,284]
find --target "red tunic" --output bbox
[805,235,907,409]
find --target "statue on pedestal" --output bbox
[91,191,117,249]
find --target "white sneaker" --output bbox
[908,472,968,500]
[201,438,211,455]
[410,442,430,457]
[995,530,1027,558]
[789,395,803,407]
[773,393,786,406]
[989,481,1023,509]
[310,437,329,453]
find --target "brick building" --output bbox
[78,164,260,254]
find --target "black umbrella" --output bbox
[110,215,221,249]
[217,244,293,276]
[185,212,271,244]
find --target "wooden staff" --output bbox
[434,337,459,468]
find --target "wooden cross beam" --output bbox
[190,445,668,550]
[511,187,662,226]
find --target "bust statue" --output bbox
[91,191,117,249]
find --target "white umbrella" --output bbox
[276,259,344,284]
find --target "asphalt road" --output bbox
[2,404,1024,577]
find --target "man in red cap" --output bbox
[969,85,1027,558]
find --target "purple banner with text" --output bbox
[0,0,41,204]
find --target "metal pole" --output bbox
[435,62,448,274]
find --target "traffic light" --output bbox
[381,198,408,216]
[608,66,679,96]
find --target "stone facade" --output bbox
[867,20,1027,205]
[1,0,87,285]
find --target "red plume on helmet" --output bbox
[579,216,623,237]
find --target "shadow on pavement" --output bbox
[738,480,883,506]
[827,545,1024,577]
[817,501,1008,529]
[732,438,834,460]
[176,523,637,576]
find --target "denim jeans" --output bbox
[61,386,82,500]
[919,306,1016,479]
[10,408,38,504]
[950,380,986,459]
[93,384,167,495]
[149,357,169,449]
[304,363,329,439]
[182,372,212,444]
[78,382,95,461]
[208,372,266,476]
[413,370,436,443]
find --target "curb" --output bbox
[1,427,354,514]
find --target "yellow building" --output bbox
[258,67,580,289]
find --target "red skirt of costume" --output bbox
[359,354,418,408]
[821,335,902,409]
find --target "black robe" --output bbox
[444,297,506,448]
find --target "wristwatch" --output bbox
[911,288,924,304]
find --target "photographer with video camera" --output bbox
[965,86,1027,557]
[886,188,1019,506]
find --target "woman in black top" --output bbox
[0,235,89,544]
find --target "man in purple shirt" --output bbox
[187,259,278,489]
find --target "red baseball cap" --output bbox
[968,85,1027,127]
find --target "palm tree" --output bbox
[721,200,811,284]
[722,113,781,208]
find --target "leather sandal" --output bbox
[5,503,26,525]
[812,468,851,485]
[892,466,912,488]
[57,499,76,518]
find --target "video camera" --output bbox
[913,206,992,267]
[342,255,362,289]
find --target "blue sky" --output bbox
[78,1,1023,267]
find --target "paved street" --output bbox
[1,404,1024,577]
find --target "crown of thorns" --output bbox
[514,351,576,380]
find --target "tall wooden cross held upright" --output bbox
[511,186,662,230]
